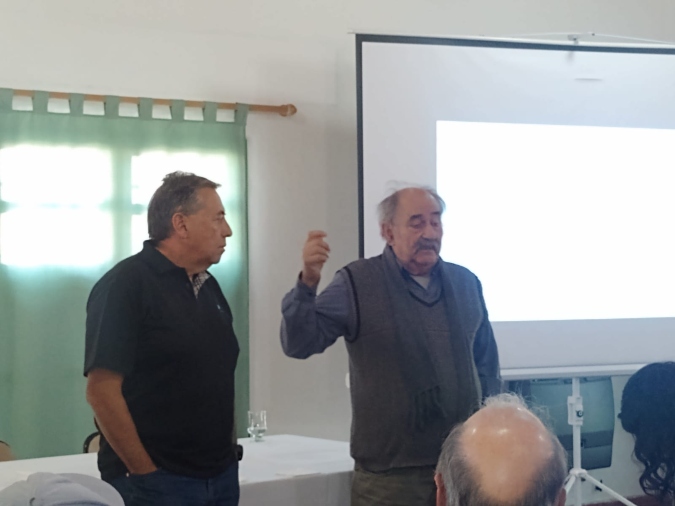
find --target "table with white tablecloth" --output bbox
[0,435,354,506]
[238,435,353,505]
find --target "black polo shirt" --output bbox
[84,241,239,481]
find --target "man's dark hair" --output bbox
[437,394,567,506]
[147,171,220,242]
[620,361,675,503]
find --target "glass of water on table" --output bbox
[247,410,267,442]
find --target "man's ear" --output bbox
[171,213,189,238]
[434,473,446,506]
[555,487,566,506]
[381,223,394,245]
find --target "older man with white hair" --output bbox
[435,393,567,506]
[282,186,502,505]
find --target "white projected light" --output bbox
[437,121,675,323]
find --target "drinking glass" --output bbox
[247,410,267,442]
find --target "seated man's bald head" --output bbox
[435,394,567,506]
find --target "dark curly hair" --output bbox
[620,362,675,503]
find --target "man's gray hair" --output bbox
[148,171,220,242]
[437,393,568,506]
[377,186,446,229]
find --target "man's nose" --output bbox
[422,223,441,239]
[223,219,233,237]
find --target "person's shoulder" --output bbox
[441,260,479,282]
[104,252,147,279]
[91,252,147,293]
[344,254,383,271]
[341,256,385,288]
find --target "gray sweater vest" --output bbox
[344,256,483,471]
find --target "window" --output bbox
[0,93,249,458]
[0,145,113,267]
[0,146,241,266]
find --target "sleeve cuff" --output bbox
[295,273,318,300]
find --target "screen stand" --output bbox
[564,377,636,506]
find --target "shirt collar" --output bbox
[139,240,183,274]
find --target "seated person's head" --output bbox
[620,361,675,503]
[435,393,567,506]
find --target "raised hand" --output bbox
[301,230,330,287]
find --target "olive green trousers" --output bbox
[351,465,437,506]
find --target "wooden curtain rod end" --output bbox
[280,104,297,117]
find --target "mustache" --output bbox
[415,239,440,252]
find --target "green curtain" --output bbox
[0,89,249,459]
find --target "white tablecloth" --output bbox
[0,435,353,506]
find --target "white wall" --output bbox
[1,0,671,501]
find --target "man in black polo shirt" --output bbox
[84,171,240,505]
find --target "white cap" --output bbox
[0,472,124,506]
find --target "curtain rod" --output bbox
[12,89,297,117]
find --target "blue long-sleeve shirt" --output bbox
[281,271,353,358]
[280,267,502,396]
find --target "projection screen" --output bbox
[356,34,675,373]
